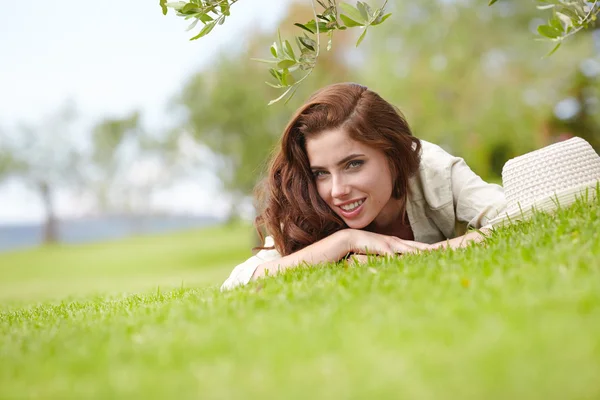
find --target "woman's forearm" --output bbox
[251,230,350,280]
[431,228,491,251]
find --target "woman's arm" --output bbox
[252,230,348,279]
[450,157,506,228]
[430,227,492,251]
[252,229,431,280]
[347,227,492,266]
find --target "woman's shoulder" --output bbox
[220,235,282,291]
[414,139,462,182]
[418,139,460,168]
[409,139,462,208]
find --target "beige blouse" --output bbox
[221,140,507,290]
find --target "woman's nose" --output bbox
[331,175,350,199]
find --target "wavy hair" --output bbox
[255,82,421,256]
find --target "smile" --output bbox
[337,198,366,219]
[340,199,365,211]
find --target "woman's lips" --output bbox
[338,199,366,219]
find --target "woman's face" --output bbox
[305,127,401,230]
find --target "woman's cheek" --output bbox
[316,181,330,203]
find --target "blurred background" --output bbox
[0,0,598,301]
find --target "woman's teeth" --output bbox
[341,199,364,211]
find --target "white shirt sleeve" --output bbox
[220,236,282,291]
[450,157,507,228]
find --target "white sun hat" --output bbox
[490,136,600,226]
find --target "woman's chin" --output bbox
[343,217,371,230]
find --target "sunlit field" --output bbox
[1,198,599,399]
[0,223,254,307]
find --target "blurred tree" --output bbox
[89,112,181,216]
[0,103,85,244]
[178,59,287,219]
[162,0,391,103]
[162,0,599,100]
[507,0,600,54]
[0,136,18,177]
[545,63,600,151]
[90,112,141,211]
[358,0,594,179]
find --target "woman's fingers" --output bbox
[347,254,370,265]
[391,238,432,253]
[347,229,432,256]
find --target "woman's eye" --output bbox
[313,170,328,178]
[347,160,363,169]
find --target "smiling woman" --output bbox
[221,82,507,290]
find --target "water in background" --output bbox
[0,215,221,253]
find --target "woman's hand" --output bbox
[342,229,433,256]
[346,254,370,266]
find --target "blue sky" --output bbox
[0,0,290,223]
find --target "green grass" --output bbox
[1,199,600,399]
[0,222,254,307]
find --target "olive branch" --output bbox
[161,0,599,104]
[160,0,391,104]
[490,0,599,56]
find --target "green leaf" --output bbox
[182,3,203,14]
[277,30,284,58]
[299,36,316,51]
[305,20,332,33]
[284,40,296,61]
[295,36,303,52]
[160,0,168,15]
[166,1,186,11]
[277,59,296,69]
[372,12,391,26]
[281,69,296,86]
[357,2,370,21]
[268,86,296,106]
[559,8,579,21]
[327,31,334,51]
[190,20,216,40]
[265,81,285,89]
[356,27,368,47]
[536,4,555,10]
[340,14,363,27]
[270,43,278,58]
[220,3,230,16]
[323,6,336,19]
[488,0,498,5]
[294,23,315,34]
[284,85,301,105]
[555,12,574,30]
[199,14,214,23]
[339,3,367,24]
[186,18,199,31]
[549,16,564,33]
[544,41,562,57]
[269,68,279,80]
[251,58,279,64]
[571,3,586,18]
[537,24,561,39]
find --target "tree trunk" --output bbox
[39,181,58,244]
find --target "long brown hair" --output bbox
[255,82,421,256]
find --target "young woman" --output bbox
[222,82,506,290]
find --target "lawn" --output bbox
[0,222,254,307]
[1,198,599,399]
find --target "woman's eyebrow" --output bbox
[310,153,365,170]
